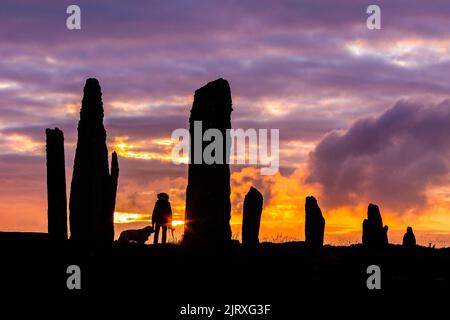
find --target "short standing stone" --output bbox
[362,203,389,248]
[402,226,416,249]
[305,196,325,248]
[242,187,263,245]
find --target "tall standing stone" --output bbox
[305,196,325,248]
[362,203,389,248]
[69,78,119,245]
[46,128,67,240]
[184,78,233,245]
[242,187,263,246]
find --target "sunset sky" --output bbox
[1,1,450,246]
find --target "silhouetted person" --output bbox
[242,187,263,246]
[402,226,416,249]
[362,203,389,248]
[152,193,172,244]
[46,128,68,241]
[305,196,325,248]
[184,78,233,246]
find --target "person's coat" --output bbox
[152,199,172,226]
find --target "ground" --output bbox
[1,232,449,315]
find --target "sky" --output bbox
[1,0,450,246]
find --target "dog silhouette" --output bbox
[118,226,154,244]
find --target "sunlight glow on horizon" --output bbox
[114,211,184,227]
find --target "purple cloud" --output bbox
[1,0,450,234]
[307,99,450,212]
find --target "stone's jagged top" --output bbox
[305,196,325,247]
[111,151,118,170]
[362,203,389,248]
[247,186,263,199]
[45,128,64,147]
[45,128,64,145]
[367,203,383,228]
[306,195,319,208]
[84,78,102,95]
[46,127,63,134]
[195,78,229,95]
[305,196,324,220]
[81,78,104,122]
[190,78,233,121]
[112,150,118,162]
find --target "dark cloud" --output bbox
[2,1,450,44]
[307,99,450,212]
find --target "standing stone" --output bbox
[69,78,119,245]
[362,203,389,248]
[110,151,119,238]
[46,128,67,240]
[402,226,416,249]
[305,196,325,247]
[184,78,233,245]
[242,187,263,246]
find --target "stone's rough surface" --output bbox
[46,127,68,240]
[184,78,233,245]
[402,226,416,249]
[242,187,264,245]
[305,196,325,247]
[69,78,119,245]
[362,203,389,248]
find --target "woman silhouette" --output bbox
[151,193,172,244]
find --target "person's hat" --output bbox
[157,192,169,200]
